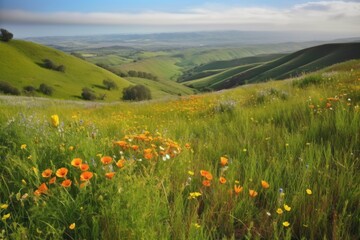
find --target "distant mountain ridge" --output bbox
[184,42,360,90]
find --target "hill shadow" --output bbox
[71,95,83,100]
[92,84,107,90]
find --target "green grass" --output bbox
[0,40,132,101]
[0,60,359,239]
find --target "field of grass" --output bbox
[0,40,134,101]
[0,60,359,239]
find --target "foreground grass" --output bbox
[0,60,359,239]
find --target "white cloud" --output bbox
[0,1,359,33]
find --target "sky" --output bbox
[0,0,359,38]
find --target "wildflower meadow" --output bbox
[0,61,359,239]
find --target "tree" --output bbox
[23,85,36,95]
[39,83,54,96]
[0,81,20,95]
[0,29,13,42]
[81,88,97,101]
[122,84,152,101]
[103,79,118,90]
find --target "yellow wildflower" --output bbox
[284,204,291,211]
[188,192,202,199]
[51,114,59,127]
[2,213,10,221]
[1,204,8,209]
[306,189,312,195]
[21,144,27,150]
[188,171,194,176]
[193,223,201,228]
[276,208,283,214]
[69,223,76,230]
[283,221,290,227]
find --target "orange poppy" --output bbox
[61,179,72,187]
[71,158,82,168]
[37,183,48,194]
[234,185,243,194]
[249,189,258,198]
[185,143,191,149]
[261,180,270,189]
[219,177,227,184]
[49,176,56,184]
[80,163,89,171]
[100,156,113,165]
[114,141,128,148]
[42,169,52,178]
[131,145,139,151]
[144,149,153,160]
[80,171,93,181]
[116,159,126,168]
[202,180,211,187]
[56,168,68,178]
[220,157,228,166]
[200,170,213,180]
[105,172,115,179]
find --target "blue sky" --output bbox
[0,0,359,38]
[0,0,310,12]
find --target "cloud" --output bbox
[0,1,359,33]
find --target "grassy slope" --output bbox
[178,42,317,67]
[126,77,194,98]
[185,64,260,89]
[0,40,132,101]
[187,43,360,90]
[115,56,181,81]
[0,60,359,239]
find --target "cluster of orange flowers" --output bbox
[113,131,182,161]
[194,156,270,198]
[309,94,351,111]
[35,158,94,195]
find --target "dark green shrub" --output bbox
[0,29,13,42]
[122,84,152,101]
[56,65,66,72]
[42,59,65,72]
[23,85,36,95]
[103,79,118,90]
[0,81,20,95]
[81,88,97,101]
[39,83,54,96]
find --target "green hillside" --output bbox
[0,40,134,101]
[185,43,360,90]
[179,53,284,82]
[115,56,182,81]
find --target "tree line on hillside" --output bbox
[96,63,158,81]
[81,84,151,101]
[0,82,54,96]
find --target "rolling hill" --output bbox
[0,40,193,100]
[184,42,360,90]
[0,40,134,101]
